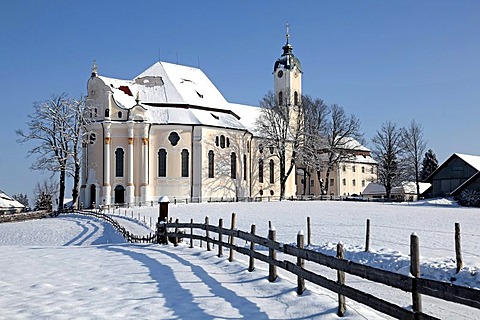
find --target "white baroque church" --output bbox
[80,34,303,208]
[79,32,376,208]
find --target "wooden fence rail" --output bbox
[74,210,158,244]
[164,217,480,320]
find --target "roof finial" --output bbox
[135,91,140,105]
[286,22,290,44]
[91,59,98,77]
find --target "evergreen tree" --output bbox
[420,149,439,181]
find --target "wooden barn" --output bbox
[423,153,480,198]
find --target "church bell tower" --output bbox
[273,23,302,113]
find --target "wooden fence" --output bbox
[74,210,157,243]
[62,209,479,319]
[163,214,480,320]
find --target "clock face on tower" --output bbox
[277,70,283,78]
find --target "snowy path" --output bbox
[0,214,385,319]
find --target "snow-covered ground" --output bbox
[1,200,479,319]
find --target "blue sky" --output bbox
[1,1,479,201]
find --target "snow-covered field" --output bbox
[1,200,479,319]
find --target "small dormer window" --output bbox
[118,111,123,118]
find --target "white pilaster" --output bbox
[141,124,149,203]
[126,121,135,205]
[79,141,87,207]
[103,121,112,206]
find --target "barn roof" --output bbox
[424,153,480,183]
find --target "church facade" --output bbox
[80,36,300,208]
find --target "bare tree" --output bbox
[255,90,304,199]
[401,120,427,197]
[12,193,29,210]
[301,95,329,193]
[16,94,72,210]
[320,104,363,195]
[64,96,89,208]
[371,121,404,199]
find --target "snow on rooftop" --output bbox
[96,62,258,131]
[0,190,24,210]
[455,153,480,171]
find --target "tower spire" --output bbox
[286,22,290,44]
[282,22,293,56]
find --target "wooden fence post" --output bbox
[205,216,211,251]
[307,216,312,246]
[229,213,236,262]
[268,227,277,282]
[337,242,346,316]
[365,218,370,252]
[297,230,305,295]
[248,224,256,272]
[218,218,223,257]
[455,222,463,273]
[410,233,422,316]
[173,218,179,246]
[190,218,194,248]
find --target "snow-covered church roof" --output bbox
[93,61,261,132]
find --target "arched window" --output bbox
[231,152,237,179]
[220,135,225,148]
[243,154,247,181]
[115,148,124,177]
[158,149,167,177]
[278,91,283,105]
[181,149,189,177]
[259,159,264,183]
[208,150,214,178]
[294,91,299,105]
[118,111,122,119]
[215,136,219,147]
[269,160,274,183]
[105,109,110,117]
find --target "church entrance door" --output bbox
[114,185,125,204]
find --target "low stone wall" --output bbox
[0,210,50,224]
